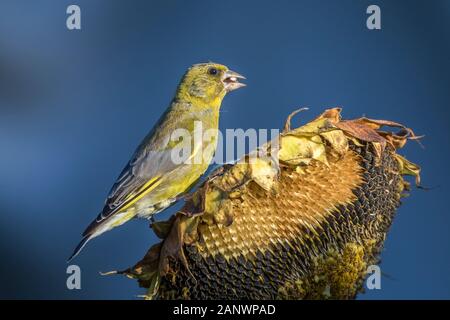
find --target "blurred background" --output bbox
[0,0,449,299]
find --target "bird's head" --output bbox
[176,62,245,108]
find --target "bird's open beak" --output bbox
[222,70,246,92]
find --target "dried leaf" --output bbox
[395,154,421,185]
[248,156,279,192]
[151,218,174,239]
[313,107,342,124]
[158,215,192,278]
[279,135,328,166]
[335,120,386,144]
[283,107,309,133]
[320,129,349,156]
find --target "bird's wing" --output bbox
[82,143,177,236]
[83,106,202,236]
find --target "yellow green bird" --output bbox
[69,63,245,261]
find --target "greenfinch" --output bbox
[69,63,245,261]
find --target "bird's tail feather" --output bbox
[67,234,93,262]
[68,211,136,262]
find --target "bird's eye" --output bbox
[208,67,218,75]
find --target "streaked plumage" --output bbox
[69,63,245,261]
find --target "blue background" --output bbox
[0,0,449,299]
